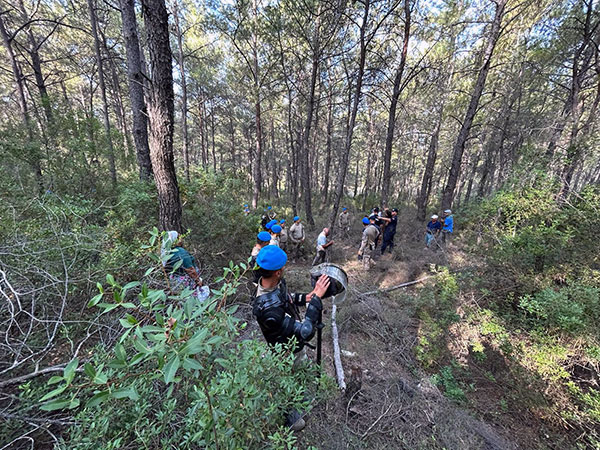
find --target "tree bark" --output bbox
[119,0,153,180]
[381,0,411,207]
[16,0,53,125]
[328,0,371,231]
[0,15,43,192]
[322,86,334,205]
[142,0,182,232]
[172,0,190,182]
[87,0,117,187]
[441,0,507,211]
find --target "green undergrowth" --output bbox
[34,230,335,449]
[413,185,600,447]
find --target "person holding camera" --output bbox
[252,245,330,431]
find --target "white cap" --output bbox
[431,215,438,219]
[444,209,452,214]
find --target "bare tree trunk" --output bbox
[322,86,333,205]
[381,0,411,207]
[119,0,153,180]
[441,0,507,211]
[142,0,182,232]
[0,15,43,193]
[172,0,190,181]
[328,0,371,231]
[87,0,117,187]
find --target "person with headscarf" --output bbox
[162,231,208,301]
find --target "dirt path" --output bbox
[280,217,521,449]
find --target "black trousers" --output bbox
[381,233,395,254]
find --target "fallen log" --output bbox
[359,275,433,296]
[331,303,346,391]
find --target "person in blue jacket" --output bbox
[441,209,454,245]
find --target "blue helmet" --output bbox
[256,245,288,270]
[271,224,282,233]
[257,231,271,242]
[362,217,370,225]
[293,216,300,222]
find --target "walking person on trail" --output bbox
[425,214,442,249]
[279,219,288,252]
[251,231,272,281]
[380,208,398,254]
[266,205,276,220]
[338,207,351,238]
[161,231,209,302]
[369,210,383,249]
[270,224,282,247]
[358,217,379,270]
[312,228,335,266]
[289,216,306,261]
[252,245,330,431]
[265,219,277,232]
[441,209,454,245]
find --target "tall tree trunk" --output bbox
[142,0,182,232]
[172,0,190,181]
[119,0,153,180]
[328,0,371,231]
[558,0,598,198]
[0,15,43,192]
[87,0,117,187]
[322,87,333,205]
[299,8,321,227]
[441,0,507,211]
[381,0,411,207]
[16,0,53,126]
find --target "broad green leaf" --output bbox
[111,386,139,401]
[68,398,80,409]
[182,357,203,371]
[48,376,63,385]
[106,274,116,286]
[87,293,103,308]
[115,343,126,361]
[96,282,103,293]
[86,390,109,407]
[83,363,96,379]
[40,384,67,402]
[119,318,134,329]
[144,267,155,277]
[163,355,180,384]
[63,358,79,384]
[40,398,71,411]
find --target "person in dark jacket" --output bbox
[252,245,330,431]
[380,208,398,254]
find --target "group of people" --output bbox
[161,204,455,432]
[425,209,454,250]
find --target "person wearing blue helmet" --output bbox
[441,209,454,246]
[278,219,288,251]
[253,245,330,431]
[251,231,272,273]
[358,216,379,269]
[289,216,305,261]
[338,207,351,238]
[265,219,277,231]
[270,224,282,247]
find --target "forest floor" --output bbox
[237,213,569,449]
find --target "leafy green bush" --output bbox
[39,230,328,449]
[519,284,600,334]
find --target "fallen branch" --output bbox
[0,364,67,388]
[359,275,433,296]
[0,412,77,426]
[361,402,394,439]
[331,303,346,391]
